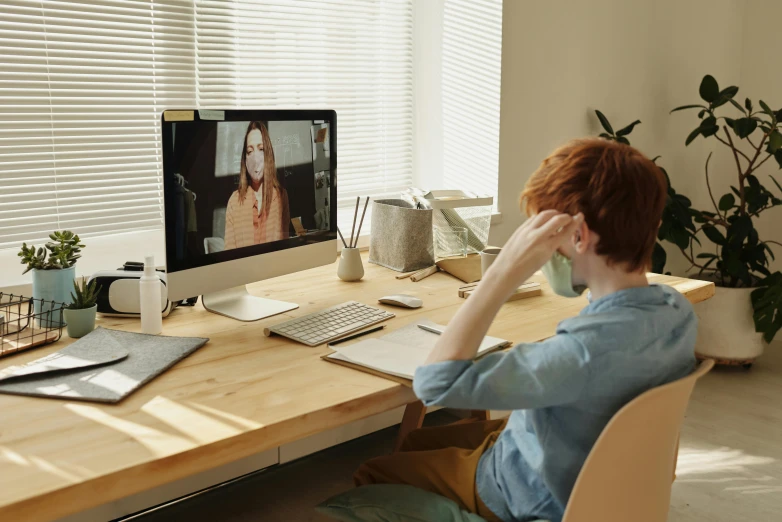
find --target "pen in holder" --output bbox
[337,196,370,282]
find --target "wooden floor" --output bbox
[138,345,782,522]
[669,343,782,522]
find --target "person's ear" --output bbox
[572,220,591,255]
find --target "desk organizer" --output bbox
[427,190,493,258]
[369,199,435,272]
[0,293,64,359]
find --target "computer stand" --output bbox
[202,286,298,322]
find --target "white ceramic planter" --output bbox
[694,286,764,364]
[337,248,364,282]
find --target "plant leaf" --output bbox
[673,193,692,207]
[616,120,641,137]
[616,136,630,145]
[697,253,719,259]
[699,75,720,103]
[720,86,739,99]
[727,214,752,248]
[595,110,614,135]
[719,193,735,211]
[776,149,782,169]
[671,104,706,114]
[652,242,667,274]
[759,100,775,117]
[699,116,719,137]
[669,224,691,250]
[745,98,753,112]
[766,130,782,154]
[728,99,745,113]
[733,117,758,139]
[685,127,702,146]
[703,225,727,245]
[770,174,782,194]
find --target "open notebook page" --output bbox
[327,320,509,380]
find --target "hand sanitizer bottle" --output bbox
[140,255,163,335]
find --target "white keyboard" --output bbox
[263,301,395,346]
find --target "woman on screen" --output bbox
[224,121,290,249]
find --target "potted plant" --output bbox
[63,279,101,338]
[594,75,782,366]
[18,230,85,326]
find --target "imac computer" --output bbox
[161,109,338,321]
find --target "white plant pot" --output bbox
[694,286,764,363]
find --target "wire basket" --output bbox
[0,293,64,359]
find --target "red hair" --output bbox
[521,138,667,272]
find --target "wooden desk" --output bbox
[0,253,714,521]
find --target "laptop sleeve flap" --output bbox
[0,328,128,383]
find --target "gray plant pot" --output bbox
[63,305,97,338]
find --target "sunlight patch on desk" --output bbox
[65,404,197,457]
[28,455,81,483]
[141,396,243,444]
[186,401,264,430]
[0,446,29,467]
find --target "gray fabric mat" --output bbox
[0,327,209,403]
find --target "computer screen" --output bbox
[162,110,337,273]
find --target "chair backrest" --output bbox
[562,360,714,522]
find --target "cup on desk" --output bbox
[480,247,502,276]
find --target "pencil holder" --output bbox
[338,248,364,282]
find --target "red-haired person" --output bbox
[355,139,697,522]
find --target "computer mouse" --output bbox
[378,294,423,309]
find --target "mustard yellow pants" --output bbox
[354,418,507,522]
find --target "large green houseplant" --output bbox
[595,75,782,350]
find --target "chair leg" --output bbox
[394,400,427,452]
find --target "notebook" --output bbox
[324,319,511,382]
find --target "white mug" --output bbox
[481,247,502,276]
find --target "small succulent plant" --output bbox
[18,230,85,274]
[67,279,101,310]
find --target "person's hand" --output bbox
[485,210,584,289]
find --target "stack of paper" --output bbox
[325,319,510,380]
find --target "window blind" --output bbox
[0,0,196,250]
[441,0,502,202]
[1,0,415,251]
[194,0,414,229]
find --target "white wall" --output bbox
[492,0,762,276]
[413,0,446,191]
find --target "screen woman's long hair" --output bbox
[238,121,283,221]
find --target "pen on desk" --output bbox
[417,324,444,335]
[328,325,386,346]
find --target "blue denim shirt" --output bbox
[413,285,697,522]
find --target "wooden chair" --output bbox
[561,359,714,522]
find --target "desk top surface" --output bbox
[0,253,714,521]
